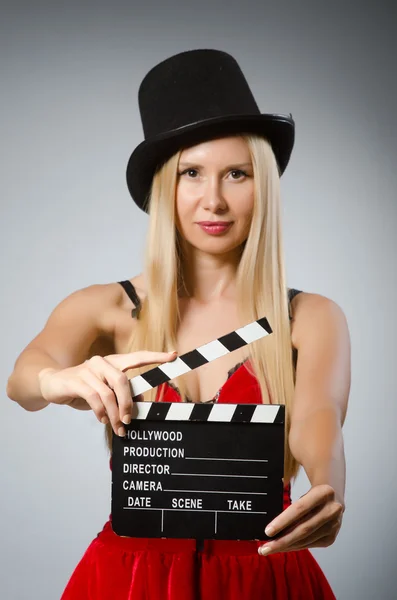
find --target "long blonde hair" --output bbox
[106,133,300,483]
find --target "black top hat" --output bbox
[126,49,295,212]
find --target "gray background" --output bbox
[1,1,396,598]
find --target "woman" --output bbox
[7,49,350,599]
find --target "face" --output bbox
[175,136,255,255]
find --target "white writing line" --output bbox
[215,511,217,534]
[161,509,164,532]
[123,507,267,514]
[163,489,267,495]
[171,473,268,479]
[186,457,268,462]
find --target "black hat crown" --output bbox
[139,49,261,139]
[126,49,295,211]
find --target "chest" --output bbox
[170,301,250,403]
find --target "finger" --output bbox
[81,368,123,435]
[259,509,342,556]
[264,485,334,537]
[286,520,340,551]
[260,511,325,555]
[100,361,135,425]
[267,503,323,540]
[84,355,131,433]
[265,505,324,540]
[69,378,109,423]
[85,355,146,425]
[68,397,92,410]
[106,351,178,372]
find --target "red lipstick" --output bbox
[196,221,233,235]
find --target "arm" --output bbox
[6,283,116,412]
[258,294,351,555]
[288,294,351,506]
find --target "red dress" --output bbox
[61,361,336,599]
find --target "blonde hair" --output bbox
[106,133,300,483]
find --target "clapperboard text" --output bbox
[122,426,258,512]
[123,429,183,485]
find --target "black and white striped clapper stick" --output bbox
[129,317,272,398]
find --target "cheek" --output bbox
[237,216,253,241]
[175,196,194,236]
[176,186,197,218]
[230,182,255,212]
[237,193,255,224]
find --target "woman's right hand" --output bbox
[38,351,178,436]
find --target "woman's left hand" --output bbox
[258,484,345,556]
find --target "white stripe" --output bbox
[130,376,153,396]
[198,339,229,361]
[131,401,152,420]
[251,405,280,423]
[236,321,270,344]
[159,357,192,379]
[127,316,272,395]
[207,404,237,422]
[165,403,195,421]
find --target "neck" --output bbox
[179,246,243,304]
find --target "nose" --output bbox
[201,176,228,212]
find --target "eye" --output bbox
[230,169,248,180]
[178,168,198,178]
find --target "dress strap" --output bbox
[117,280,142,318]
[288,288,302,303]
[288,288,302,370]
[287,288,302,321]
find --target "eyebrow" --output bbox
[178,162,253,169]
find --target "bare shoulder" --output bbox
[40,273,146,342]
[290,291,348,350]
[10,274,147,374]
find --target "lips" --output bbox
[197,222,232,235]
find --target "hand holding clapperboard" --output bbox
[111,316,285,541]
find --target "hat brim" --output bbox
[126,113,294,212]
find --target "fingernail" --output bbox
[258,545,271,556]
[101,416,109,425]
[122,415,131,425]
[265,525,275,537]
[118,426,126,437]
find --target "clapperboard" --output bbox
[111,317,285,540]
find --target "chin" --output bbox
[191,238,245,255]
